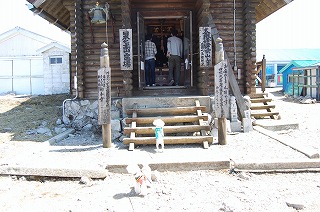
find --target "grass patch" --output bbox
[0,94,70,142]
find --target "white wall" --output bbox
[42,47,70,95]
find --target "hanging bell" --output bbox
[92,9,106,24]
[90,2,106,24]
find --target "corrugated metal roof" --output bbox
[279,60,320,73]
[257,49,320,62]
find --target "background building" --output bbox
[0,27,70,95]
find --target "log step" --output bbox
[123,135,214,145]
[248,93,268,99]
[250,105,276,110]
[251,112,279,118]
[124,125,210,135]
[126,106,206,116]
[125,115,208,124]
[250,98,273,103]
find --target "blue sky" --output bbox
[1,0,319,49]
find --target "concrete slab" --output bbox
[254,126,319,159]
[44,128,75,145]
[106,146,230,173]
[233,158,320,172]
[122,96,211,117]
[0,165,107,179]
[254,119,299,131]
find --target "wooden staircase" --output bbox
[123,100,214,150]
[249,93,279,119]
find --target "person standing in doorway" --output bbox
[145,34,157,86]
[167,29,183,86]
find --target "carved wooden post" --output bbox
[214,37,228,145]
[98,42,112,148]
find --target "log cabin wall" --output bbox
[65,0,132,99]
[65,0,257,99]
[243,0,257,95]
[28,0,292,99]
[195,0,255,96]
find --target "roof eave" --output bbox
[28,4,69,31]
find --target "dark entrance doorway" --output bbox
[137,12,193,89]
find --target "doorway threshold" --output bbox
[144,85,186,90]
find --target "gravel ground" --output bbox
[0,171,319,211]
[0,88,320,211]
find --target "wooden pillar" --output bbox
[261,55,266,93]
[214,37,227,145]
[64,0,85,98]
[243,0,257,95]
[98,42,112,148]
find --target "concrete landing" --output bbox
[254,119,299,131]
[122,96,211,116]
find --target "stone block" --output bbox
[111,110,120,119]
[111,119,121,132]
[242,118,253,133]
[230,121,242,132]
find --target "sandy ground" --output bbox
[0,88,320,211]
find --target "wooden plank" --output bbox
[250,105,275,110]
[129,143,135,151]
[125,115,208,124]
[130,105,138,139]
[129,107,137,151]
[126,106,207,115]
[196,100,211,149]
[123,136,214,145]
[250,98,273,103]
[124,125,210,135]
[226,58,247,119]
[248,93,268,98]
[251,112,279,118]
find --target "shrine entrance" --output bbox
[137,12,193,89]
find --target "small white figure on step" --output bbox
[153,119,165,152]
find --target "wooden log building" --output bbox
[27,0,293,99]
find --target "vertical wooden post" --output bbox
[214,37,227,145]
[261,55,266,93]
[98,42,112,148]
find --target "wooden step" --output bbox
[251,112,279,118]
[123,135,214,145]
[126,106,206,116]
[124,125,210,135]
[250,105,276,110]
[125,115,208,124]
[248,93,268,99]
[250,98,273,103]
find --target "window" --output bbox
[50,57,62,64]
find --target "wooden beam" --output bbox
[123,136,214,145]
[125,115,208,124]
[126,106,207,116]
[124,125,210,135]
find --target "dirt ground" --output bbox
[0,89,320,211]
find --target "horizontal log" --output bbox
[124,125,210,135]
[126,106,207,116]
[250,98,273,103]
[125,114,208,124]
[250,105,275,110]
[251,112,279,118]
[123,135,214,145]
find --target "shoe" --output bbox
[168,79,174,86]
[175,84,179,86]
[147,85,150,87]
[152,84,156,86]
